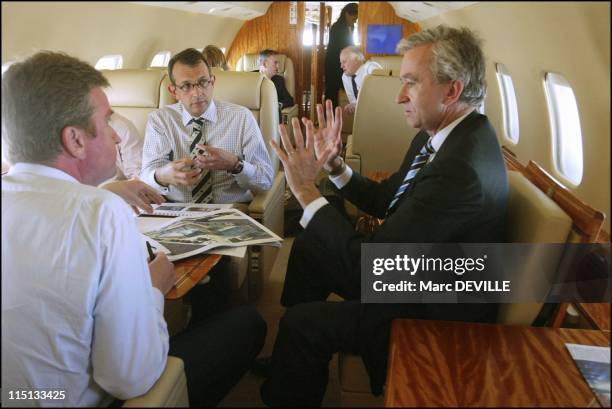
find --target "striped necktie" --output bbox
[386,137,435,215]
[189,118,213,204]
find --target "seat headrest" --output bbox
[370,56,403,76]
[237,53,288,73]
[507,171,572,243]
[213,71,264,109]
[371,68,392,76]
[102,69,166,108]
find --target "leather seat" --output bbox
[343,70,419,220]
[370,56,403,76]
[123,356,189,407]
[101,68,167,138]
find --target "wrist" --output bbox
[230,156,244,174]
[295,185,322,208]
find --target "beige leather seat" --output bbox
[497,170,573,324]
[102,68,167,138]
[370,56,403,76]
[337,170,574,405]
[345,70,418,176]
[342,70,419,221]
[235,53,298,140]
[123,356,188,407]
[161,69,285,302]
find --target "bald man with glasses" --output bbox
[141,48,273,205]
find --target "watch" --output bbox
[328,157,346,176]
[231,158,244,174]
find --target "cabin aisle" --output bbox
[218,235,342,407]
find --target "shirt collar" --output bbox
[8,162,79,183]
[180,99,218,127]
[430,109,474,152]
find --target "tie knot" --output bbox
[189,118,204,128]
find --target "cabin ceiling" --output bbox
[130,2,476,23]
[390,2,477,22]
[129,2,273,20]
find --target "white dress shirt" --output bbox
[141,100,273,203]
[2,163,169,407]
[341,61,383,104]
[300,111,474,228]
[110,112,143,180]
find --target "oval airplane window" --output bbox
[150,51,171,67]
[95,55,123,70]
[495,63,520,144]
[544,72,584,186]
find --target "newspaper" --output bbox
[139,208,282,261]
[144,202,233,217]
[566,343,610,407]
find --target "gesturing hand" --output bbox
[193,144,239,171]
[154,158,202,188]
[102,179,165,214]
[312,100,344,172]
[270,117,333,208]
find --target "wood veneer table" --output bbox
[574,303,611,331]
[165,254,222,300]
[384,319,610,407]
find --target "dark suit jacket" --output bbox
[303,111,508,393]
[270,75,294,109]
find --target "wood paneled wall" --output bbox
[227,2,305,108]
[357,2,421,60]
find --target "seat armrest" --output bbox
[345,135,360,175]
[281,105,298,122]
[248,171,285,216]
[123,357,188,407]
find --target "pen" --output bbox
[146,241,156,261]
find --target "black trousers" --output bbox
[170,305,266,407]
[260,232,497,407]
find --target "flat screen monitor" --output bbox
[366,24,402,54]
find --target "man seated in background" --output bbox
[141,48,273,205]
[1,51,266,407]
[258,49,295,113]
[339,45,382,114]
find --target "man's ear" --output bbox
[168,83,178,99]
[445,80,465,105]
[61,126,87,159]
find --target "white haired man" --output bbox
[339,45,382,114]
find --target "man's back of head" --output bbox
[2,52,109,167]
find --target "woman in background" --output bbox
[324,2,358,107]
[202,45,228,70]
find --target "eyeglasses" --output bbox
[174,77,213,93]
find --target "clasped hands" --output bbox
[270,100,344,208]
[155,144,240,188]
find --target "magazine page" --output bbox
[566,343,611,407]
[139,208,282,261]
[142,202,233,217]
